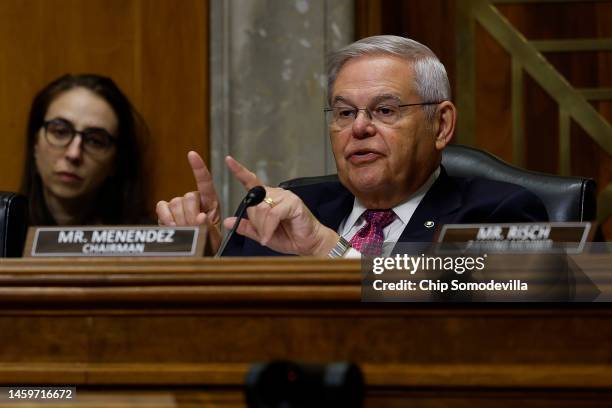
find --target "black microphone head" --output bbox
[244,186,266,207]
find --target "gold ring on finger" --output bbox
[263,197,277,208]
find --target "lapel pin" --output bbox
[424,221,435,228]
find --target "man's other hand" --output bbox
[224,181,339,257]
[156,151,223,252]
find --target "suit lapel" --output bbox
[393,167,462,249]
[314,185,355,231]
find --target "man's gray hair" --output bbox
[327,35,450,119]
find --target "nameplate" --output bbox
[436,222,591,253]
[24,226,206,257]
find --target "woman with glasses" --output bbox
[20,73,150,225]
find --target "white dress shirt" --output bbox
[337,167,440,258]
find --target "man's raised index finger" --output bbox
[225,155,264,189]
[187,151,217,197]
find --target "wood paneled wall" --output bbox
[355,0,611,237]
[0,0,208,209]
[355,0,456,100]
[476,2,611,237]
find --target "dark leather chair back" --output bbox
[0,192,28,257]
[441,145,596,222]
[279,145,597,222]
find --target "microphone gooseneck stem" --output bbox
[214,202,247,258]
[215,186,266,257]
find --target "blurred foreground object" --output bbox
[245,361,364,408]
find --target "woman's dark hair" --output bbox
[20,73,150,225]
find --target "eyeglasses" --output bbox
[42,118,117,155]
[324,101,442,128]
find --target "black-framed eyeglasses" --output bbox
[42,118,117,155]
[324,101,443,128]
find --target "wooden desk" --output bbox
[0,256,611,407]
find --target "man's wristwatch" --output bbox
[328,236,351,258]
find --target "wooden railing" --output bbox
[456,0,612,228]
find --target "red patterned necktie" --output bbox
[349,209,396,257]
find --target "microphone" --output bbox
[215,186,266,257]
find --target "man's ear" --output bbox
[434,101,456,150]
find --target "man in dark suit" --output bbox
[156,35,547,257]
